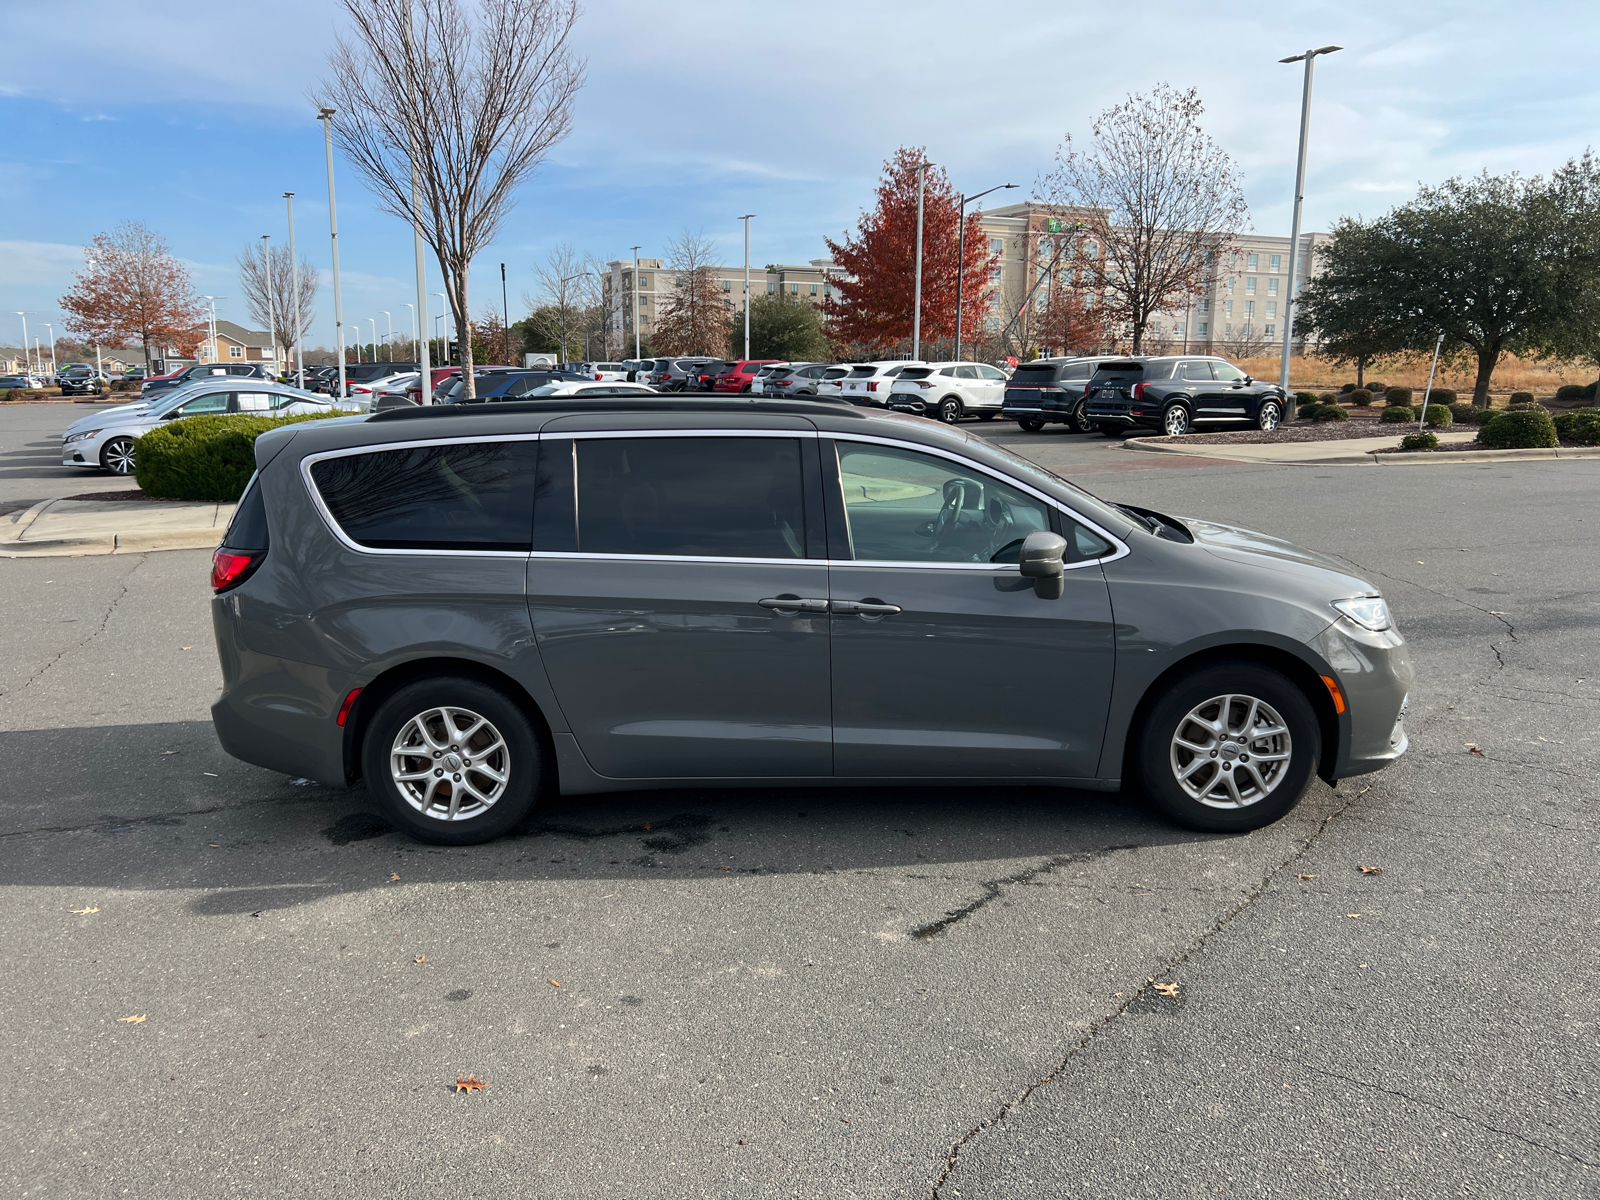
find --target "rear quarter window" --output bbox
[310,441,538,551]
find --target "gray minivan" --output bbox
[209,399,1412,845]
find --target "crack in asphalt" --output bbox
[929,806,1348,1199]
[5,554,146,700]
[1285,1059,1599,1169]
[909,847,1141,940]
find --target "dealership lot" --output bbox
[1,404,1596,1198]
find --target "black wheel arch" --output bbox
[340,656,558,791]
[1113,641,1345,790]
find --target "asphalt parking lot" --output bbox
[2,403,1596,1198]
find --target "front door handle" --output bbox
[832,599,903,616]
[758,596,829,612]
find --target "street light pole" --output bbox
[738,216,754,360]
[43,323,56,378]
[404,302,416,362]
[368,318,378,362]
[261,235,277,375]
[404,4,430,399]
[912,160,931,361]
[14,313,30,376]
[954,182,1017,362]
[630,245,641,360]
[284,193,305,386]
[86,261,105,382]
[1278,45,1341,419]
[317,107,347,399]
[433,292,448,364]
[500,263,511,365]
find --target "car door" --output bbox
[976,363,1008,408]
[1207,360,1252,419]
[824,437,1118,779]
[1176,360,1220,419]
[526,421,833,779]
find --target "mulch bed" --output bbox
[62,489,153,501]
[1142,417,1418,445]
[1374,438,1590,455]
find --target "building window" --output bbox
[789,283,798,293]
[1265,324,1275,337]
[1245,277,1257,294]
[1245,300,1255,317]
[824,284,832,298]
[1149,322,1162,337]
[1229,251,1237,268]
[1200,298,1211,313]
[989,238,1003,255]
[1268,255,1281,272]
[985,316,1000,332]
[810,283,818,295]
[1225,322,1233,335]
[990,268,1002,285]
[229,345,243,359]
[767,282,775,294]
[1267,277,1279,296]
[1084,242,1098,259]
[1246,253,1259,270]
[639,295,649,306]
[1175,322,1186,337]
[1197,321,1207,336]
[1224,300,1233,317]
[1266,301,1277,318]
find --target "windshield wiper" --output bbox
[1118,503,1163,535]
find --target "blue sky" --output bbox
[3,0,1597,352]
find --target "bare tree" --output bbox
[238,243,319,367]
[318,0,584,397]
[653,231,726,357]
[1037,83,1248,354]
[525,242,602,361]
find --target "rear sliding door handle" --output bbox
[758,596,830,612]
[832,599,902,616]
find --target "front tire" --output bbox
[1162,404,1191,436]
[361,677,543,845]
[937,396,962,424]
[1017,417,1046,432]
[101,436,136,475]
[1135,662,1320,833]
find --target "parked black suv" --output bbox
[56,364,106,397]
[1003,357,1128,434]
[1084,356,1286,436]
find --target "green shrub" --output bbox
[1448,403,1476,424]
[1401,432,1438,450]
[1297,402,1320,420]
[1348,388,1373,407]
[1475,408,1558,449]
[1428,388,1457,406]
[1380,406,1415,423]
[1339,382,1356,394]
[134,413,341,501]
[1508,391,1535,407]
[1555,384,1585,402]
[1423,404,1451,428]
[1384,387,1412,406]
[1312,404,1349,422]
[1366,381,1386,395]
[1554,408,1600,445]
[1294,390,1318,406]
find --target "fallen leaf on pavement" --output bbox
[118,1014,147,1024]
[180,646,192,650]
[548,979,562,988]
[454,1075,487,1093]
[208,843,220,847]
[70,906,99,915]
[1467,745,1486,757]
[1149,981,1180,998]
[1346,913,1362,919]
[643,821,652,831]
[162,750,179,756]
[1358,865,1384,875]
[414,955,427,964]
[1296,873,1316,881]
[1489,611,1507,615]
[389,872,401,881]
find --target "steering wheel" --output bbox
[982,496,1017,561]
[925,479,968,550]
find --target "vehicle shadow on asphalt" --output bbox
[5,720,1236,912]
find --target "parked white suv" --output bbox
[887,362,1009,423]
[838,360,922,407]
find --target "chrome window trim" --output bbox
[830,432,1129,568]
[528,552,821,568]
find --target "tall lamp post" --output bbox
[317,107,348,399]
[630,245,641,360]
[382,311,392,361]
[404,302,416,364]
[912,160,932,361]
[261,235,277,375]
[737,215,754,360]
[558,271,587,367]
[954,182,1017,362]
[14,313,32,376]
[405,4,429,397]
[284,193,305,386]
[85,262,105,382]
[43,323,56,379]
[368,318,378,363]
[1277,44,1341,419]
[501,263,512,366]
[434,292,449,364]
[199,299,223,363]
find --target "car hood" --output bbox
[1183,516,1373,591]
[66,402,152,434]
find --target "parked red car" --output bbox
[710,359,781,394]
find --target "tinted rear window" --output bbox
[222,473,269,551]
[572,437,805,559]
[311,442,538,551]
[1010,364,1062,383]
[898,367,932,380]
[847,365,877,378]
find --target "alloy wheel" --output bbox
[1072,401,1096,434]
[390,706,510,822]
[1258,401,1282,432]
[1169,693,1293,809]
[1163,405,1190,436]
[938,397,961,424]
[102,437,136,475]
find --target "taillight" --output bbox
[867,381,879,391]
[211,548,257,592]
[917,381,933,389]
[594,373,602,380]
[1132,382,1147,401]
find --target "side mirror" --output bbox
[1243,375,1254,384]
[1017,530,1068,600]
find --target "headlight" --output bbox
[1332,595,1392,632]
[63,430,94,444]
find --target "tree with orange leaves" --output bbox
[824,148,998,357]
[59,222,205,371]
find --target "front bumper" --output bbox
[1310,619,1414,779]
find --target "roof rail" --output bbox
[368,397,867,422]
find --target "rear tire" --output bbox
[361,676,543,845]
[1135,662,1320,833]
[938,397,962,424]
[1017,417,1046,432]
[1070,400,1096,434]
[1163,404,1191,436]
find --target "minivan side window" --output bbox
[1061,362,1092,380]
[570,437,806,560]
[835,442,1052,565]
[311,441,538,551]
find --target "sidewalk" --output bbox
[1123,428,1600,465]
[0,497,235,557]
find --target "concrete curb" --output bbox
[0,497,232,558]
[1121,434,1600,466]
